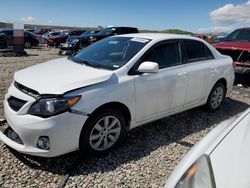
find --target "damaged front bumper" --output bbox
[234,62,250,74]
[216,48,250,74]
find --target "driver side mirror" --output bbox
[137,61,159,73]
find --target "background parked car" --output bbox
[79,26,139,48]
[0,34,7,49]
[46,30,86,47]
[0,29,39,49]
[0,29,12,49]
[59,30,100,55]
[42,31,61,39]
[165,108,250,188]
[214,27,250,75]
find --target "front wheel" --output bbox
[79,109,127,156]
[206,82,226,112]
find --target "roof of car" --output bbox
[120,33,198,41]
[0,29,12,32]
[237,27,250,30]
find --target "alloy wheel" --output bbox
[210,86,224,109]
[89,115,121,151]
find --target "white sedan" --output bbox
[165,108,250,188]
[0,33,234,157]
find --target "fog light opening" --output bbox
[37,136,50,150]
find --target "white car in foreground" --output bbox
[0,33,234,157]
[165,108,250,188]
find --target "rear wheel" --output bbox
[79,109,127,156]
[24,41,31,48]
[206,82,226,112]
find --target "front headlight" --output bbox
[28,96,81,117]
[175,155,216,188]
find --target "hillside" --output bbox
[139,28,194,35]
[162,29,194,35]
[0,22,195,35]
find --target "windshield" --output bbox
[225,29,250,42]
[98,28,116,35]
[80,30,99,37]
[72,36,150,70]
[58,32,69,36]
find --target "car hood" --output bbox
[14,57,113,94]
[214,41,250,52]
[49,35,66,40]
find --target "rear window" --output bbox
[182,40,213,63]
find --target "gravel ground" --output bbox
[0,47,250,188]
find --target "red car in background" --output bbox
[214,28,250,75]
[46,30,85,47]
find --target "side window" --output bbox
[182,40,213,63]
[113,28,119,35]
[8,31,13,35]
[144,41,181,69]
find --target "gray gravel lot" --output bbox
[0,47,250,188]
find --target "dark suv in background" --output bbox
[0,29,39,49]
[59,27,139,55]
[0,29,12,48]
[79,27,139,48]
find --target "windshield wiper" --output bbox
[72,57,101,68]
[81,60,101,68]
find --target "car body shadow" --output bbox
[6,97,250,177]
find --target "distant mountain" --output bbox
[0,22,195,36]
[217,32,228,37]
[162,29,194,35]
[139,28,194,35]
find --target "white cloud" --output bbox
[210,0,250,26]
[20,16,38,23]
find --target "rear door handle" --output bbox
[177,72,187,77]
[211,65,217,69]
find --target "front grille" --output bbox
[7,96,27,112]
[4,126,23,145]
[14,81,40,98]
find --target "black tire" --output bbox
[79,108,127,156]
[206,82,226,112]
[24,41,31,48]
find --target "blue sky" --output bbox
[0,0,249,33]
